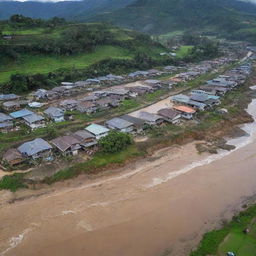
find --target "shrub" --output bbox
[98,131,132,153]
[0,174,27,192]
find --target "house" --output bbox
[3,101,21,111]
[157,108,181,124]
[171,94,206,111]
[59,100,79,111]
[10,109,34,120]
[72,130,97,149]
[95,98,112,110]
[33,89,48,100]
[200,85,229,96]
[23,113,45,129]
[44,107,65,122]
[85,124,110,140]
[2,148,24,166]
[144,80,162,88]
[173,105,196,119]
[18,138,53,160]
[190,90,220,100]
[61,82,74,86]
[126,86,152,96]
[28,102,44,108]
[128,71,149,78]
[51,135,81,156]
[86,78,101,84]
[0,122,14,133]
[74,81,89,87]
[137,111,164,126]
[106,117,134,133]
[81,95,99,102]
[187,99,207,111]
[206,78,236,89]
[0,94,19,101]
[170,94,190,105]
[119,115,146,133]
[46,91,59,100]
[190,94,220,107]
[0,113,13,123]
[105,89,130,100]
[76,101,98,114]
[93,90,109,98]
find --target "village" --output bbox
[0,45,253,170]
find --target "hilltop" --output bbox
[0,16,169,91]
[0,0,135,20]
[89,0,256,42]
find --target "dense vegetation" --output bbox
[90,0,256,43]
[99,131,133,153]
[0,16,171,93]
[0,0,135,20]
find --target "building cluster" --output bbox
[2,61,251,167]
[1,47,251,169]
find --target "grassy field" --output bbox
[0,22,167,85]
[176,45,193,58]
[217,221,256,256]
[0,45,132,83]
[190,204,256,256]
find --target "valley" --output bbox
[1,1,256,256]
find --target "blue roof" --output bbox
[85,124,110,136]
[18,138,52,157]
[10,109,34,119]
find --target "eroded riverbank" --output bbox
[1,93,256,256]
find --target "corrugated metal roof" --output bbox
[18,138,52,157]
[0,113,13,122]
[106,118,133,129]
[138,111,163,122]
[44,107,64,118]
[23,113,44,124]
[10,109,34,119]
[85,124,110,136]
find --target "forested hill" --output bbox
[0,0,135,20]
[88,0,256,40]
[0,17,171,92]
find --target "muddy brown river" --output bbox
[1,99,256,256]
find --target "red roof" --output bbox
[173,105,196,114]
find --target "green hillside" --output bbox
[89,0,256,42]
[0,18,168,89]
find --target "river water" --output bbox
[1,97,256,256]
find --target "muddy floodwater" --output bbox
[1,99,256,256]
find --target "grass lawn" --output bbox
[190,204,256,256]
[176,45,193,58]
[0,45,132,83]
[217,219,256,256]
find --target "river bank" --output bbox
[1,84,256,256]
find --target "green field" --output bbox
[190,204,256,256]
[0,45,132,83]
[217,220,256,256]
[0,22,167,86]
[176,45,193,58]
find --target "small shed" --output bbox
[157,108,181,124]
[3,148,24,166]
[44,107,65,122]
[18,138,53,160]
[85,124,110,140]
[106,117,134,133]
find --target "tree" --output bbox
[98,131,132,153]
[9,74,28,93]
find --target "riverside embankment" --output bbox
[1,89,256,256]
